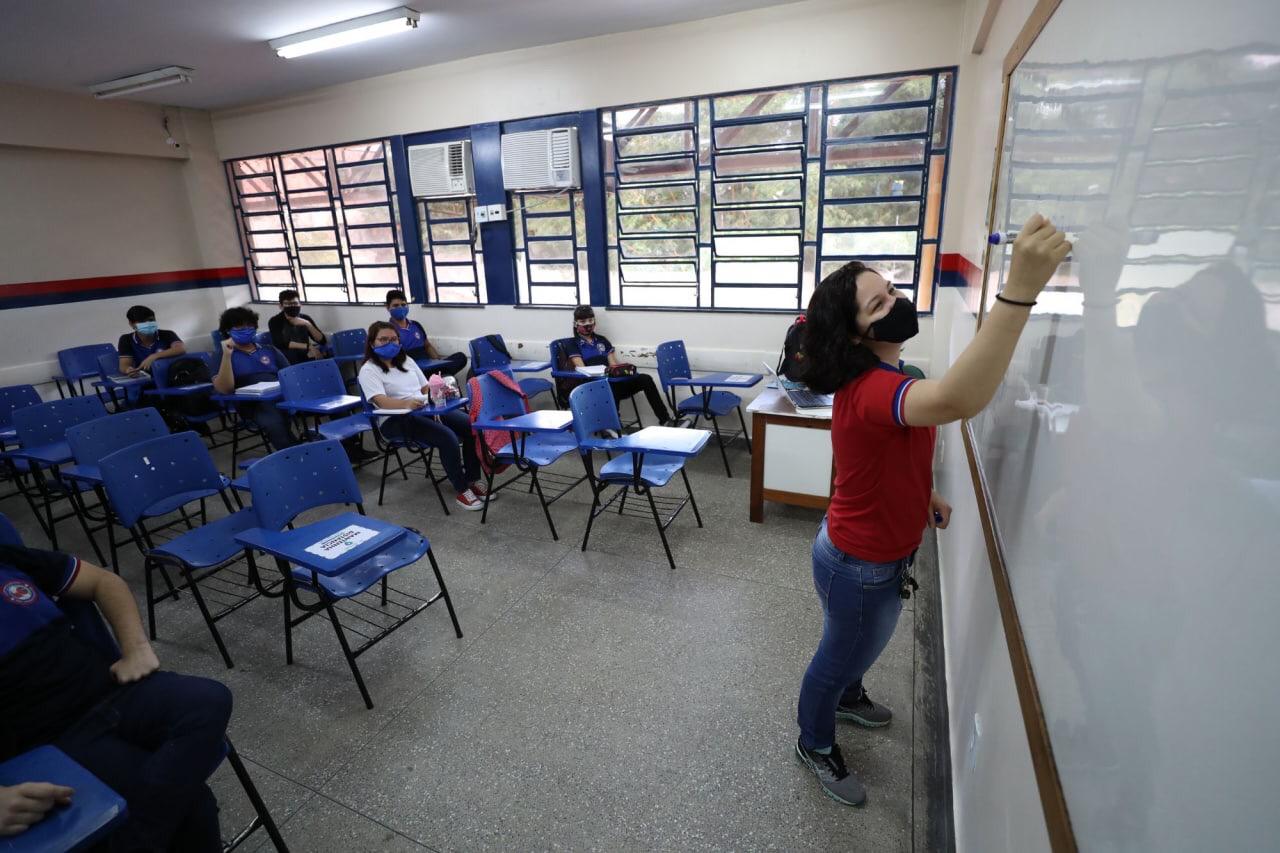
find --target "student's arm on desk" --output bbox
[212,340,237,394]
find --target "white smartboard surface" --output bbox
[971,0,1280,848]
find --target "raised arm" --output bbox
[902,215,1071,426]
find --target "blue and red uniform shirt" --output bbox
[394,320,429,357]
[826,362,937,563]
[575,334,613,366]
[0,544,116,759]
[228,345,289,388]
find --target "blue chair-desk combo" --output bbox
[97,431,263,669]
[235,440,463,709]
[472,371,583,540]
[655,340,760,477]
[0,510,289,853]
[468,334,554,404]
[276,359,366,444]
[365,393,468,513]
[4,395,109,561]
[0,384,42,503]
[53,343,118,398]
[550,337,642,429]
[330,327,368,388]
[569,379,709,571]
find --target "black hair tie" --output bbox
[995,293,1037,307]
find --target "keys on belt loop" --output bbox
[899,574,919,600]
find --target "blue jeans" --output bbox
[54,671,232,852]
[380,409,479,493]
[243,401,297,451]
[797,519,907,750]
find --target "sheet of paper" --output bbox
[724,374,754,383]
[304,524,378,560]
[576,365,607,376]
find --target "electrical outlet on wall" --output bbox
[474,207,489,225]
[485,204,506,222]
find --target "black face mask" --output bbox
[868,296,919,343]
[283,306,302,318]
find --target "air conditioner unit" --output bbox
[407,140,475,197]
[501,127,581,190]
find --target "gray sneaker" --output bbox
[794,739,867,806]
[836,688,892,728]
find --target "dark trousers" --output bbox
[55,672,232,853]
[610,373,672,425]
[379,409,479,493]
[242,401,296,451]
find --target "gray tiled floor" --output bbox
[4,408,940,851]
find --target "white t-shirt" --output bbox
[359,359,429,415]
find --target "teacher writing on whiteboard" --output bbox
[793,214,1071,806]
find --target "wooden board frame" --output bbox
[965,0,1079,850]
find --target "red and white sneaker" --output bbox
[470,481,497,501]
[455,489,485,511]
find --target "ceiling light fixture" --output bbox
[269,7,421,59]
[89,66,195,99]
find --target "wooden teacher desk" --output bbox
[747,388,833,522]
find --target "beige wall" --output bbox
[0,83,245,388]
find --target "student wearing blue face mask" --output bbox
[384,289,467,378]
[212,307,297,451]
[117,305,185,377]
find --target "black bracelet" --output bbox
[995,293,1037,307]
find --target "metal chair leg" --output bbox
[645,488,677,570]
[184,565,235,669]
[681,467,704,528]
[326,603,374,709]
[711,416,732,477]
[426,549,463,638]
[530,469,559,541]
[224,740,290,852]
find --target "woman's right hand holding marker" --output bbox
[1004,214,1073,304]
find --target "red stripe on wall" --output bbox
[940,252,981,276]
[0,266,248,298]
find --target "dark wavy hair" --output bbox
[796,261,880,394]
[218,306,259,335]
[364,321,409,373]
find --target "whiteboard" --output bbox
[972,0,1280,848]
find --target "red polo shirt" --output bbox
[826,363,936,562]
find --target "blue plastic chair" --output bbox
[8,396,109,558]
[655,340,751,477]
[0,383,42,449]
[255,331,272,348]
[569,379,703,570]
[97,431,261,668]
[209,329,225,350]
[473,371,581,540]
[245,439,463,709]
[54,344,118,398]
[0,510,288,852]
[329,328,367,388]
[469,335,554,403]
[277,359,368,445]
[64,408,176,571]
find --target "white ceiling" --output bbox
[0,0,810,111]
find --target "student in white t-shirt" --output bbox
[358,321,490,511]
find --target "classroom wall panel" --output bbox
[0,88,248,387]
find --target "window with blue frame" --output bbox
[417,196,487,305]
[601,68,955,311]
[511,190,590,306]
[225,139,409,303]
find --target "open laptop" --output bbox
[761,361,833,409]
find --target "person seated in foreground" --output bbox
[0,542,231,851]
[359,320,492,511]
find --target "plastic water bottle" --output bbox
[443,376,460,399]
[428,374,446,406]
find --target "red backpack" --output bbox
[467,371,529,475]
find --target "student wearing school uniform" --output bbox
[212,306,297,452]
[267,289,327,366]
[565,305,689,428]
[384,289,467,377]
[792,215,1070,806]
[0,541,231,851]
[358,321,491,512]
[117,305,185,377]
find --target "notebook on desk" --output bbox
[761,362,833,409]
